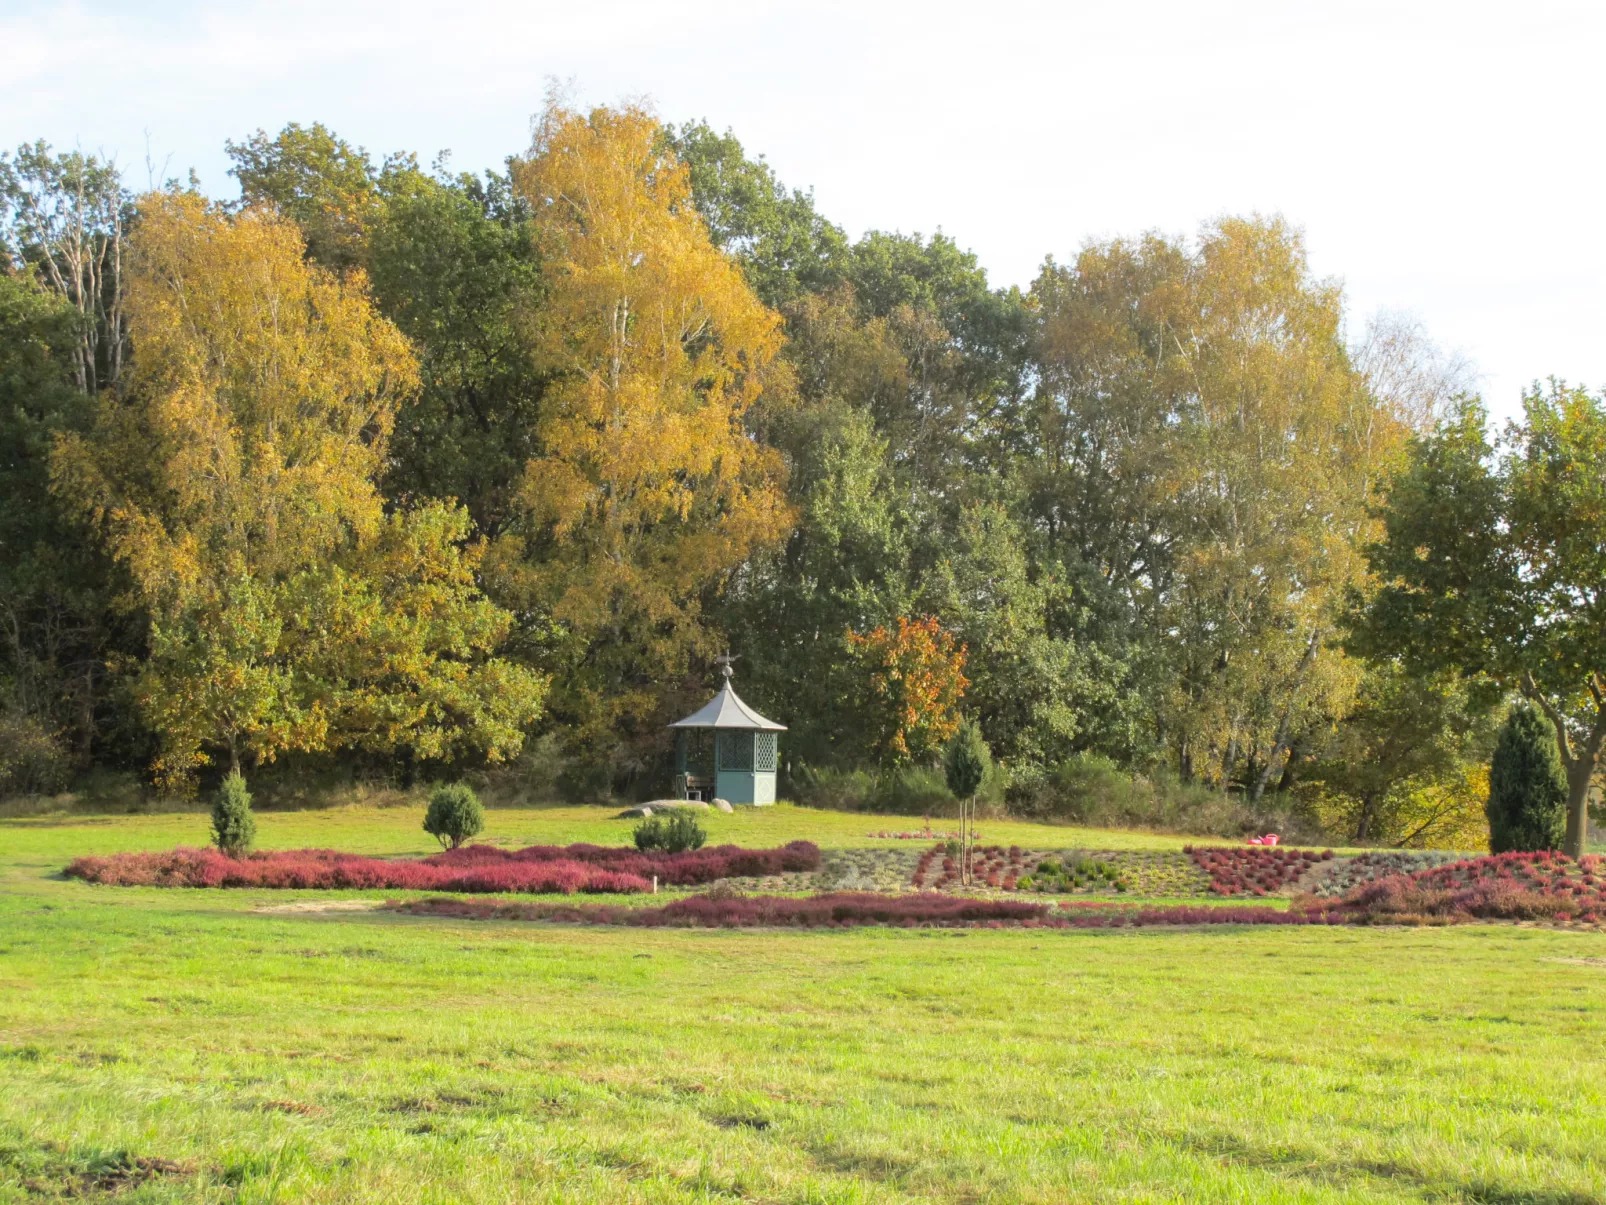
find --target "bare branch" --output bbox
[1519,670,1577,768]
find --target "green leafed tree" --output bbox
[225,122,426,271]
[1353,385,1606,856]
[665,120,848,308]
[368,168,547,538]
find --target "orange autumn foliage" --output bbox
[846,616,968,763]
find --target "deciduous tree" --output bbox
[498,102,792,772]
[1354,385,1606,855]
[845,615,967,764]
[54,192,543,785]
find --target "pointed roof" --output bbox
[669,683,787,731]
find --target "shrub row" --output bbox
[392,890,1051,927]
[423,840,820,884]
[64,840,820,895]
[392,891,1359,929]
[64,847,651,894]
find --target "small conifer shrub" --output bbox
[423,783,485,850]
[634,809,707,854]
[211,771,256,857]
[1487,703,1567,853]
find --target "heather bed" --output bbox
[390,890,1351,928]
[389,851,1606,930]
[63,840,820,896]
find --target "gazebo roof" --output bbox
[669,683,787,731]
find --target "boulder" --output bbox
[713,799,734,813]
[617,799,710,819]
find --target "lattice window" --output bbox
[754,731,778,773]
[717,731,753,772]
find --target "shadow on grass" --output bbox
[1179,1131,1603,1205]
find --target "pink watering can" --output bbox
[1246,834,1280,846]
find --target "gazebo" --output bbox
[669,657,786,805]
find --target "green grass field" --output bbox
[2,803,1603,1203]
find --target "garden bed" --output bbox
[909,845,1214,897]
[1340,851,1605,924]
[389,890,1352,929]
[1306,850,1467,897]
[1184,845,1335,896]
[64,841,820,896]
[391,858,1606,929]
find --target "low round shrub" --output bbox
[424,783,485,850]
[634,809,708,854]
[211,771,256,856]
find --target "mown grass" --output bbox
[0,800,1209,862]
[1,805,1603,1203]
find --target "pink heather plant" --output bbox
[65,841,821,896]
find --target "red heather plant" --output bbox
[423,840,819,885]
[393,892,1357,930]
[64,840,820,896]
[64,848,651,894]
[1184,846,1333,896]
[394,891,1054,928]
[1331,851,1606,925]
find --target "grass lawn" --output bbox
[2,805,1603,1203]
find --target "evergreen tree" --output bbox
[1487,703,1567,853]
[211,771,256,856]
[944,719,991,885]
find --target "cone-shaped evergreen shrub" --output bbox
[211,771,256,856]
[424,782,485,850]
[944,720,990,800]
[1488,703,1567,853]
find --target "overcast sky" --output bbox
[6,0,1603,421]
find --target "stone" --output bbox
[713,799,734,813]
[617,800,710,819]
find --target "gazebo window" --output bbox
[754,731,777,773]
[717,730,753,772]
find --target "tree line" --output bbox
[3,102,1602,853]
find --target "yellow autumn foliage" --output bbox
[500,102,793,756]
[60,191,417,604]
[53,192,543,784]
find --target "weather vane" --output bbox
[713,650,739,682]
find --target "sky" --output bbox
[5,0,1603,421]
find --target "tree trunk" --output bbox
[1352,794,1377,845]
[1250,628,1321,804]
[966,793,976,887]
[1521,671,1606,858]
[1564,760,1595,859]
